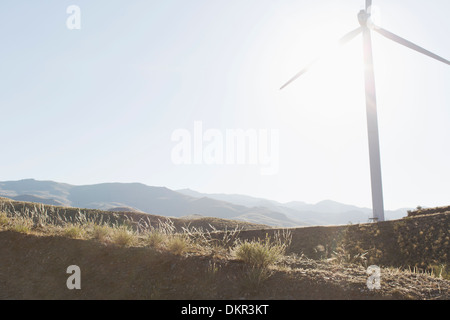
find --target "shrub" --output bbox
[112,226,137,247]
[91,224,112,242]
[234,235,287,268]
[145,229,166,248]
[63,224,85,239]
[0,212,9,226]
[10,217,34,234]
[167,235,190,255]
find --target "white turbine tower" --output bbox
[281,0,450,222]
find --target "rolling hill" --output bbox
[0,179,300,227]
[177,189,410,225]
[0,179,409,227]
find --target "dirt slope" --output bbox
[1,199,449,300]
[0,230,448,300]
[234,211,450,268]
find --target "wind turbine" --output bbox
[281,0,450,222]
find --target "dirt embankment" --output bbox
[408,206,450,217]
[0,229,449,300]
[233,212,450,268]
[1,199,449,300]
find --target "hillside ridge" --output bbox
[1,198,449,300]
[0,179,299,227]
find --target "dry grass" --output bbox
[166,235,190,255]
[234,239,284,268]
[239,266,272,293]
[233,231,291,268]
[112,226,137,247]
[63,224,86,239]
[0,198,449,300]
[0,212,9,226]
[9,216,34,234]
[91,224,112,242]
[144,229,165,248]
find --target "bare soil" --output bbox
[0,230,448,300]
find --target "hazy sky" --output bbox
[1,0,449,209]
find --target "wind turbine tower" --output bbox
[281,0,450,222]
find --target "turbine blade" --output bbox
[280,27,362,90]
[279,58,318,90]
[374,27,450,65]
[366,0,372,12]
[338,27,364,45]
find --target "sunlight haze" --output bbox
[1,0,449,210]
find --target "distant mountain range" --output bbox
[0,179,409,227]
[176,189,409,225]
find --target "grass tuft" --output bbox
[167,235,190,255]
[10,217,34,234]
[63,224,85,239]
[145,229,166,248]
[234,232,290,268]
[91,224,112,242]
[112,226,137,247]
[0,212,9,226]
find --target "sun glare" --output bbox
[273,12,380,207]
[279,16,367,124]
